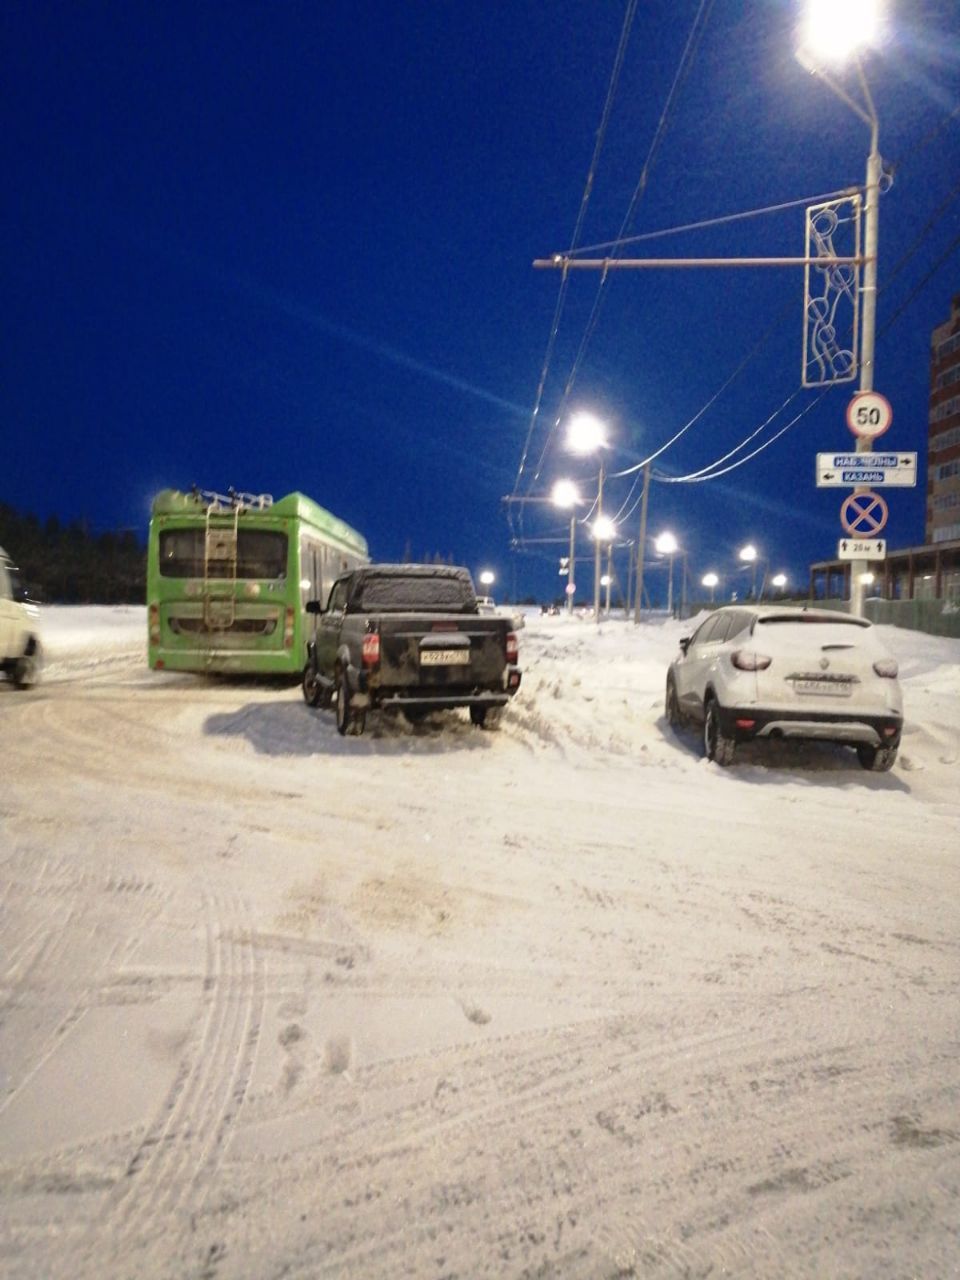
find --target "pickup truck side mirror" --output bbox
[679,636,691,655]
[305,600,322,615]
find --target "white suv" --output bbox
[665,605,903,771]
[0,547,42,688]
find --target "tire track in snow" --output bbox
[84,888,264,1269]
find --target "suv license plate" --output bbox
[420,649,470,666]
[794,679,853,697]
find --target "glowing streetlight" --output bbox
[478,570,495,589]
[552,479,581,614]
[771,572,788,595]
[566,411,607,455]
[799,0,881,64]
[593,514,616,543]
[702,571,719,603]
[655,531,679,615]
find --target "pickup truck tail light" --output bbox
[873,658,899,678]
[362,632,381,667]
[505,632,518,664]
[731,649,771,671]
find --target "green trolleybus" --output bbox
[147,488,369,676]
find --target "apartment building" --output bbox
[928,291,960,544]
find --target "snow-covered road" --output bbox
[2,608,958,1279]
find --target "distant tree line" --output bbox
[0,504,145,604]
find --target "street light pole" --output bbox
[852,67,881,618]
[632,462,651,625]
[567,514,576,614]
[594,459,604,620]
[798,30,881,618]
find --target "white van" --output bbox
[0,546,42,687]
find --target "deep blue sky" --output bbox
[3,1,958,603]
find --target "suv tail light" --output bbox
[731,649,771,672]
[362,632,381,667]
[873,658,899,678]
[505,632,518,664]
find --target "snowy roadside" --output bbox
[1,605,959,1279]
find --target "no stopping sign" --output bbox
[841,489,888,537]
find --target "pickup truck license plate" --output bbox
[793,679,852,697]
[420,649,470,666]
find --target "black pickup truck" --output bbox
[302,564,522,735]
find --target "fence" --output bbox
[679,596,960,639]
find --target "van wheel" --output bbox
[11,640,42,689]
[856,743,897,772]
[336,671,364,737]
[704,696,735,765]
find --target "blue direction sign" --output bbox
[816,452,917,488]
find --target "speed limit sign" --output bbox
[846,391,893,439]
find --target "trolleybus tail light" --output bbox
[149,603,161,646]
[284,607,295,648]
[362,632,381,667]
[506,632,519,664]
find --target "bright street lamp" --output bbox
[655,531,679,615]
[800,0,881,64]
[551,479,581,614]
[478,570,495,590]
[593,514,616,543]
[771,572,788,595]
[566,411,607,455]
[702,571,719,603]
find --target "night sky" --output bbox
[3,1,958,604]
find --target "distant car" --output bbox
[476,597,498,616]
[0,546,42,688]
[665,605,903,771]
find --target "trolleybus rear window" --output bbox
[159,530,287,579]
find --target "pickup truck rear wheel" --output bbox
[336,670,365,737]
[470,705,503,729]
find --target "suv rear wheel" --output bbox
[856,743,898,772]
[665,674,684,727]
[703,696,736,766]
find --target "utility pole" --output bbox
[593,460,605,621]
[633,463,651,625]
